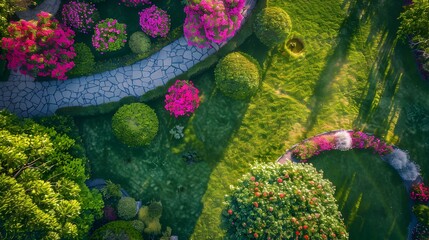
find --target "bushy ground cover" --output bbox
[71,0,429,238]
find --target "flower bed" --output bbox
[279,130,428,240]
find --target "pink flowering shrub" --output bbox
[183,0,245,48]
[139,5,171,38]
[119,0,151,7]
[410,183,429,203]
[350,131,393,156]
[292,131,394,162]
[0,12,76,80]
[92,18,127,52]
[165,80,200,117]
[61,1,99,34]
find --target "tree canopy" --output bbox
[0,110,103,240]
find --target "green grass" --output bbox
[311,150,410,239]
[73,0,429,238]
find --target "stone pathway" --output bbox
[16,0,61,20]
[0,0,257,117]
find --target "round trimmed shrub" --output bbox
[112,103,159,147]
[90,221,143,240]
[61,1,100,34]
[130,220,145,233]
[129,31,151,54]
[214,52,261,100]
[69,43,95,76]
[223,162,348,239]
[117,197,137,220]
[148,201,162,219]
[254,7,292,47]
[138,5,171,38]
[92,18,127,52]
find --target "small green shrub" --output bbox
[69,43,95,76]
[214,52,261,100]
[414,204,429,226]
[129,31,151,55]
[144,219,161,235]
[138,206,150,223]
[101,180,122,201]
[112,103,159,147]
[130,220,145,233]
[148,201,162,219]
[117,197,137,220]
[223,162,348,239]
[254,7,292,47]
[90,221,143,240]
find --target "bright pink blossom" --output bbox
[62,1,99,34]
[1,12,76,80]
[139,5,171,38]
[183,0,245,48]
[165,80,200,117]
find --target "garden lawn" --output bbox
[75,0,429,238]
[311,150,409,239]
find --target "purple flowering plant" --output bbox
[92,18,127,52]
[61,1,100,34]
[139,5,171,38]
[183,0,245,48]
[165,80,200,118]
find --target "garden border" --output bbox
[276,130,425,240]
[0,0,259,118]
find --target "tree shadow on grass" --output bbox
[75,67,252,239]
[303,0,368,136]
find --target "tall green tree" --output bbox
[0,110,103,240]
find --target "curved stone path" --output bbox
[0,0,256,117]
[16,0,61,20]
[277,130,424,240]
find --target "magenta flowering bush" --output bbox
[1,12,76,80]
[92,18,127,52]
[61,1,99,34]
[165,80,200,118]
[410,183,429,203]
[119,0,151,7]
[291,131,394,162]
[184,0,245,48]
[139,5,171,38]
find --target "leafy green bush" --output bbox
[129,32,151,55]
[117,197,137,220]
[398,0,429,78]
[223,162,348,239]
[0,110,103,239]
[254,7,292,47]
[214,52,261,100]
[130,220,145,233]
[90,221,143,240]
[69,43,95,76]
[112,103,159,147]
[414,204,429,226]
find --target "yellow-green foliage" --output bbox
[214,52,262,100]
[144,219,161,235]
[138,206,150,223]
[254,7,292,47]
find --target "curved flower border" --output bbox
[276,130,427,240]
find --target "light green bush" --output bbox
[129,31,151,55]
[112,103,159,147]
[254,7,292,47]
[214,52,261,100]
[130,220,145,233]
[90,221,143,240]
[117,197,137,220]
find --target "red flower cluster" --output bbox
[1,12,76,80]
[165,80,200,118]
